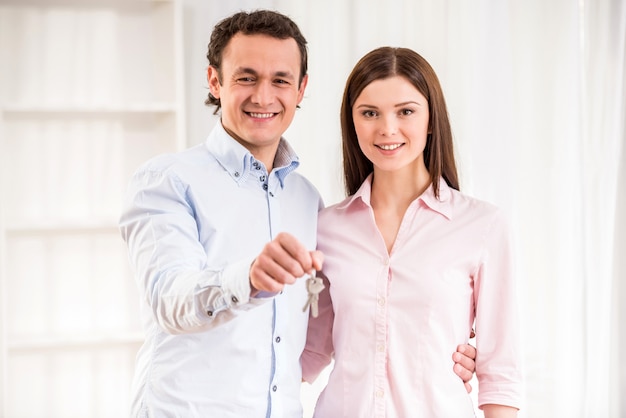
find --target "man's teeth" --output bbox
[378,144,402,150]
[249,112,273,118]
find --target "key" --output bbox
[302,273,325,318]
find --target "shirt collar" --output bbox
[337,173,454,220]
[205,121,300,188]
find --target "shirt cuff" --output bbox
[219,257,256,305]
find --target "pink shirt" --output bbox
[302,175,523,417]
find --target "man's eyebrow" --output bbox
[274,71,295,80]
[233,67,295,80]
[233,67,258,76]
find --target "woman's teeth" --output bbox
[378,144,402,150]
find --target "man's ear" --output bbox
[207,66,221,99]
[297,74,309,104]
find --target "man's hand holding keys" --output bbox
[250,232,324,296]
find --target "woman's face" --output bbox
[352,76,430,174]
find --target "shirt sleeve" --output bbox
[119,166,268,335]
[474,209,524,409]
[301,274,335,382]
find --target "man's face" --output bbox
[208,33,308,167]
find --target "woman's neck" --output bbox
[370,165,431,211]
[369,164,431,254]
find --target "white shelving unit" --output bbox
[0,0,185,415]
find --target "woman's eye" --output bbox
[362,110,376,118]
[400,108,414,116]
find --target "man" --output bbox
[119,10,476,417]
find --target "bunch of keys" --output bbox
[302,272,325,318]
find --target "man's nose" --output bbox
[251,81,274,107]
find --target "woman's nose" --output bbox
[378,116,398,136]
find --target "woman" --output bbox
[302,47,522,417]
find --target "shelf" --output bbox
[0,0,184,414]
[7,332,144,352]
[4,223,120,236]
[0,1,181,106]
[0,0,173,9]
[1,103,179,115]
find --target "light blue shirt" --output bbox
[119,122,322,417]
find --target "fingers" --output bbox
[310,250,324,271]
[249,256,289,294]
[464,381,473,394]
[453,359,474,384]
[250,233,322,293]
[452,343,477,384]
[458,343,477,361]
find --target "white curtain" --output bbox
[182,0,626,416]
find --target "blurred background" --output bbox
[0,0,624,417]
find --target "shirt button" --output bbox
[375,389,384,398]
[275,336,281,343]
[263,184,268,190]
[259,175,266,181]
[231,296,238,303]
[234,171,240,177]
[207,310,213,317]
[269,192,274,197]
[377,344,385,352]
[378,297,386,307]
[272,385,278,392]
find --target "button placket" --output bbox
[252,160,270,192]
[374,257,390,413]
